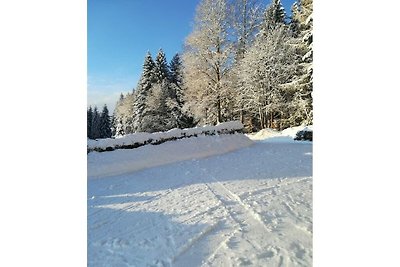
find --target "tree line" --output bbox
[87,105,112,139]
[183,0,312,131]
[88,0,313,138]
[112,50,195,136]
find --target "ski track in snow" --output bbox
[88,139,312,267]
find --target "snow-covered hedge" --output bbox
[87,121,244,153]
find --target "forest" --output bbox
[87,0,312,138]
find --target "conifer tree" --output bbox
[154,49,170,83]
[91,106,101,139]
[133,52,156,132]
[140,81,175,133]
[99,104,112,138]
[262,0,286,33]
[169,53,183,88]
[289,0,313,125]
[169,53,185,105]
[87,106,93,139]
[168,53,195,128]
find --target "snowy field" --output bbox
[88,131,312,266]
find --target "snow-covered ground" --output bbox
[88,130,312,266]
[246,125,313,143]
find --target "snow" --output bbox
[246,125,313,143]
[88,134,253,179]
[88,131,312,266]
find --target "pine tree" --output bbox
[262,0,286,34]
[99,104,112,138]
[289,0,313,125]
[169,54,182,84]
[154,49,170,83]
[91,106,101,139]
[168,53,195,129]
[87,106,93,139]
[140,81,176,132]
[110,114,117,137]
[133,52,156,132]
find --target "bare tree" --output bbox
[183,0,232,125]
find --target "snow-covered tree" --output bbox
[169,53,184,104]
[113,92,135,136]
[140,82,175,133]
[154,49,170,83]
[262,0,286,33]
[133,52,156,132]
[237,5,298,129]
[168,53,195,128]
[228,0,264,124]
[183,0,233,125]
[229,0,263,60]
[289,0,313,125]
[99,104,112,138]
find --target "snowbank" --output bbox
[88,121,244,153]
[88,133,253,179]
[247,125,313,143]
[281,125,313,138]
[246,128,281,140]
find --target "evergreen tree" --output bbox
[133,52,156,132]
[289,0,313,125]
[87,106,93,139]
[140,82,175,133]
[110,114,117,137]
[91,106,101,139]
[99,104,112,138]
[154,49,170,83]
[262,0,286,34]
[169,53,185,106]
[169,53,196,128]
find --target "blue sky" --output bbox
[88,0,295,112]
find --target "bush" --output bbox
[294,130,313,141]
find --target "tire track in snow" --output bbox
[170,220,222,264]
[194,156,312,266]
[193,163,285,266]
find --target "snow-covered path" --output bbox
[88,139,312,266]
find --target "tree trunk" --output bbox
[217,97,222,124]
[258,107,263,129]
[270,112,273,129]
